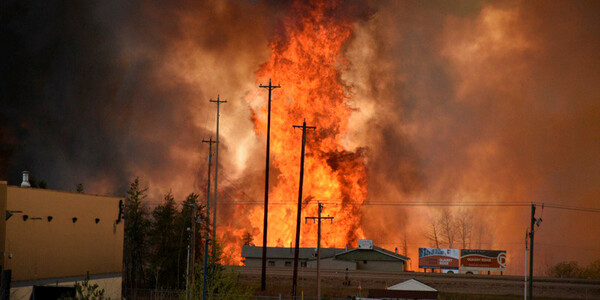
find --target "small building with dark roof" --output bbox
[329,244,410,272]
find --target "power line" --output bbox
[362,241,600,253]
[138,200,600,217]
[542,204,600,213]
[211,201,600,213]
[140,199,600,214]
[362,202,532,207]
[216,201,532,206]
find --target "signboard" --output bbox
[418,248,459,270]
[358,239,373,249]
[460,249,507,272]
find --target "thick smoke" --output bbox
[2,0,599,273]
[1,0,278,199]
[346,0,600,273]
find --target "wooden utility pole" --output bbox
[259,79,280,291]
[190,201,197,295]
[210,95,226,259]
[291,120,316,299]
[305,202,334,300]
[186,227,191,299]
[201,137,216,300]
[524,230,528,300]
[528,204,536,300]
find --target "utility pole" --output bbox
[190,201,197,296]
[259,79,280,291]
[202,137,216,300]
[210,95,226,260]
[305,202,334,300]
[186,227,191,300]
[291,120,316,299]
[524,230,528,300]
[528,204,536,300]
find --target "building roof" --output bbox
[241,245,347,260]
[389,279,437,291]
[5,183,121,200]
[242,244,411,262]
[334,246,410,262]
[374,246,411,261]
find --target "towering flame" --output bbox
[246,0,367,255]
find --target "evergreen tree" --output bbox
[123,177,150,294]
[149,191,179,288]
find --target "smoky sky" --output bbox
[347,0,600,273]
[0,0,281,197]
[1,0,599,273]
[2,1,131,191]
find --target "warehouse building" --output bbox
[242,239,410,272]
[242,245,348,268]
[0,174,124,299]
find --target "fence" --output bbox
[123,289,355,300]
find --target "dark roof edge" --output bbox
[334,247,410,261]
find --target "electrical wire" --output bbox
[139,198,600,216]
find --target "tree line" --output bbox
[546,260,600,279]
[122,177,252,298]
[123,177,203,291]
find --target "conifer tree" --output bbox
[149,191,179,288]
[123,177,150,294]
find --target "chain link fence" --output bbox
[123,289,356,300]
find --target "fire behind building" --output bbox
[242,239,410,272]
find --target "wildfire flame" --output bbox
[221,0,367,264]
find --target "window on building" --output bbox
[268,261,275,267]
[301,262,307,268]
[285,261,292,267]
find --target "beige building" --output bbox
[0,178,124,299]
[242,240,410,272]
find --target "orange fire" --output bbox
[222,0,367,264]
